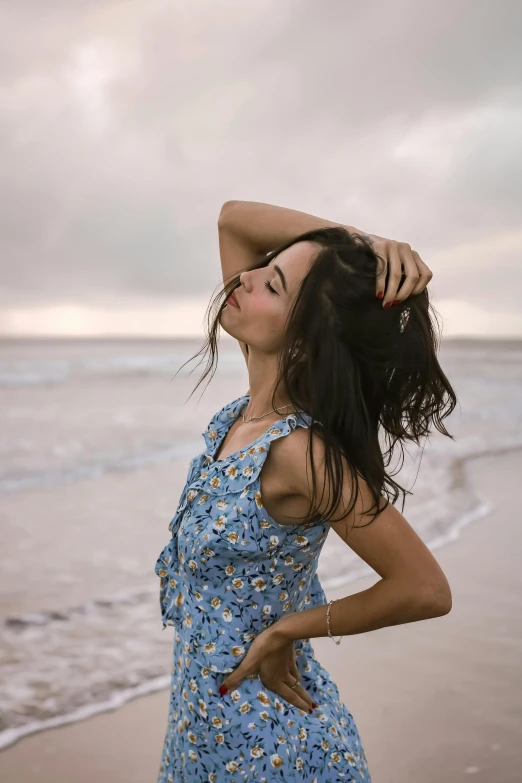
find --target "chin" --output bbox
[219,308,236,337]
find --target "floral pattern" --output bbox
[155,393,372,782]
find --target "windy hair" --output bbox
[176,226,458,533]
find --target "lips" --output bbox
[227,291,240,308]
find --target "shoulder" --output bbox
[272,422,378,524]
[270,423,326,497]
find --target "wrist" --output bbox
[269,600,345,644]
[269,614,300,643]
[270,610,318,644]
[344,224,372,242]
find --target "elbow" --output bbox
[430,595,452,617]
[218,200,239,227]
[439,590,453,615]
[421,581,453,617]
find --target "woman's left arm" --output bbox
[273,468,452,644]
[217,493,450,710]
[217,446,451,709]
[269,433,451,640]
[273,565,451,647]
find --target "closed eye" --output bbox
[264,280,278,295]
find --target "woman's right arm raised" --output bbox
[218,200,363,261]
[218,200,432,307]
[217,200,366,372]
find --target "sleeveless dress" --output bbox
[154,393,372,783]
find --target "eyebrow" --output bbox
[272,263,288,294]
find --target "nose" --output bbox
[238,270,249,289]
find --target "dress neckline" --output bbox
[210,393,302,464]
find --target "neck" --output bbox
[244,353,297,420]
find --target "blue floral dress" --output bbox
[155,393,372,782]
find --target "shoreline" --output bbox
[1,448,521,781]
[1,441,520,753]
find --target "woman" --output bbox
[155,200,456,782]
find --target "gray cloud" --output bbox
[0,0,521,332]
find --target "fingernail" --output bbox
[308,708,313,714]
[383,302,392,309]
[392,299,401,306]
[376,291,384,299]
[312,702,318,708]
[219,685,228,695]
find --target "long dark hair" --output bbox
[177,226,458,532]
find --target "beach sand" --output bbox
[0,449,521,783]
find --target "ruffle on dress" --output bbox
[154,393,321,666]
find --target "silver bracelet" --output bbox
[326,599,343,645]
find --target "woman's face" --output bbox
[220,240,318,353]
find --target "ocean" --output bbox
[1,335,521,749]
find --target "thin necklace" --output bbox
[242,402,300,423]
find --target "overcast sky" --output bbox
[1,0,521,338]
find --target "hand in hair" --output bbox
[361,233,432,309]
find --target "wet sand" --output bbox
[0,450,521,782]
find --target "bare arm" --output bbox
[218,214,267,370]
[269,430,452,644]
[216,200,363,370]
[218,200,432,307]
[218,200,367,257]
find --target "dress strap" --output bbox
[191,404,311,498]
[201,393,249,451]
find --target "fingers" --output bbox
[281,667,316,713]
[220,669,318,714]
[278,679,316,713]
[380,242,409,307]
[391,244,420,303]
[375,254,388,301]
[408,251,433,296]
[287,649,318,712]
[289,648,300,681]
[219,643,318,714]
[378,243,432,306]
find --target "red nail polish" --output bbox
[383,302,392,309]
[308,708,313,714]
[312,702,318,708]
[376,291,384,299]
[219,685,228,695]
[392,299,401,306]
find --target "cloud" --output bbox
[434,298,522,337]
[0,0,520,335]
[0,297,208,337]
[428,229,522,311]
